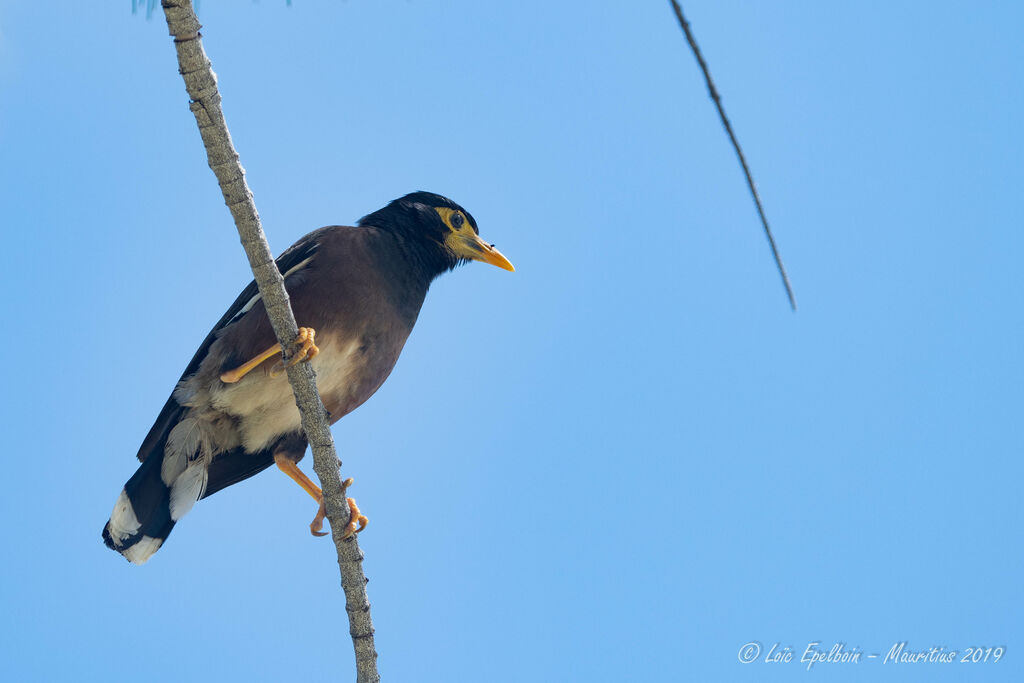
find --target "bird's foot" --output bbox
[309,477,368,539]
[270,327,319,377]
[339,496,369,539]
[310,496,328,537]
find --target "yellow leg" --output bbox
[274,453,323,500]
[220,327,319,384]
[274,455,367,538]
[220,344,283,384]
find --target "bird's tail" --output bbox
[103,401,281,564]
[101,418,277,564]
[102,452,178,564]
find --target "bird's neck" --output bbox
[370,230,452,323]
[388,231,456,286]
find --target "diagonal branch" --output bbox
[668,0,797,310]
[159,2,380,681]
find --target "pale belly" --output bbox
[205,335,395,453]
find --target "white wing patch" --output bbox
[283,256,314,279]
[228,255,315,323]
[231,293,262,323]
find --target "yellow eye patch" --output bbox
[435,207,469,233]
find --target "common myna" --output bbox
[102,192,513,564]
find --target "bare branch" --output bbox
[668,0,797,310]
[159,2,380,680]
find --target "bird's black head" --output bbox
[358,191,514,276]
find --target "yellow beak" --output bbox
[459,233,515,272]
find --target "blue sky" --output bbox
[1,2,1021,681]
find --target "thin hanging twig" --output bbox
[668,0,797,310]
[159,1,380,681]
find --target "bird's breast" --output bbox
[316,329,408,424]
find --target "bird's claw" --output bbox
[309,477,368,539]
[340,496,369,539]
[271,327,319,376]
[310,499,329,537]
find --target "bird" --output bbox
[102,191,514,564]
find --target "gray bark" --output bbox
[160,2,380,680]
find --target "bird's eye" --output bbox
[451,212,464,229]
